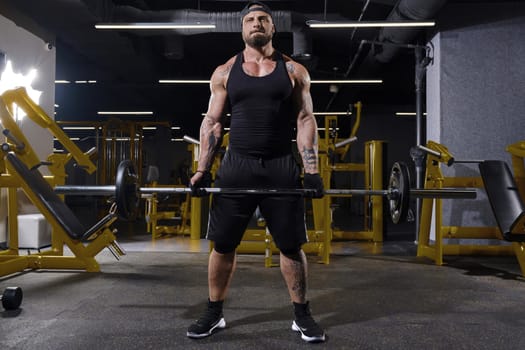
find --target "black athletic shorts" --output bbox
[207,151,308,253]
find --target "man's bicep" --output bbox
[206,79,228,123]
[205,63,231,122]
[293,66,314,121]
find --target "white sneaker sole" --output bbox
[187,317,226,339]
[292,320,326,343]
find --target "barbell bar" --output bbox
[54,160,477,224]
[53,185,476,199]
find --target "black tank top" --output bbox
[226,51,294,158]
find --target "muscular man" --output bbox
[187,1,325,343]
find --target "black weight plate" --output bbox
[2,286,23,310]
[389,162,410,224]
[115,160,139,220]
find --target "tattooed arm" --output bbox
[288,60,319,175]
[190,60,232,184]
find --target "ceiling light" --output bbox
[97,111,153,116]
[105,137,131,141]
[56,80,96,84]
[74,80,98,84]
[95,23,215,30]
[306,20,435,28]
[62,126,96,130]
[395,112,427,117]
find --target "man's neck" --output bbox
[243,44,275,63]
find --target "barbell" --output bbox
[54,160,477,224]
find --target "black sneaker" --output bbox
[186,307,226,339]
[292,315,326,343]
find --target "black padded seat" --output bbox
[479,160,525,242]
[6,153,86,240]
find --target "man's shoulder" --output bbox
[281,54,308,78]
[212,55,238,82]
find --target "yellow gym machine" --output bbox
[416,140,525,275]
[143,183,191,239]
[0,87,123,277]
[57,119,187,227]
[314,102,385,244]
[56,119,170,188]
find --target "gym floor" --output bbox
[2,220,525,349]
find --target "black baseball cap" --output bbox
[240,1,273,22]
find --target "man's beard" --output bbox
[245,32,272,48]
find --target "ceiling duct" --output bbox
[324,0,448,110]
[82,1,313,64]
[372,0,448,63]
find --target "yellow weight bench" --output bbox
[0,152,125,277]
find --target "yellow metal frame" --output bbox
[314,103,385,244]
[324,140,385,243]
[144,187,191,239]
[0,88,122,277]
[1,87,96,173]
[416,141,525,276]
[57,119,174,220]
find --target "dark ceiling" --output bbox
[0,0,492,134]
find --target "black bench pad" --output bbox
[6,153,86,240]
[479,160,525,242]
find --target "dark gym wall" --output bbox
[426,2,525,227]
